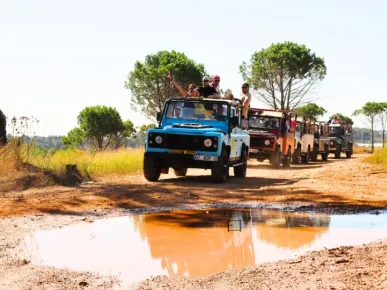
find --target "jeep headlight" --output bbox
[330,141,334,145]
[264,139,271,146]
[204,138,212,147]
[155,135,163,144]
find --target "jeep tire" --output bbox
[301,147,310,164]
[143,156,161,181]
[174,168,188,177]
[310,144,318,161]
[271,148,281,169]
[234,150,247,178]
[335,145,341,159]
[292,146,301,165]
[346,143,353,158]
[212,149,229,183]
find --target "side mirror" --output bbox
[231,116,239,127]
[156,112,161,121]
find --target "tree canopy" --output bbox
[353,102,386,152]
[63,106,135,150]
[295,103,327,121]
[0,109,6,146]
[240,42,326,110]
[125,50,207,120]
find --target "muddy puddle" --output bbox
[16,208,387,286]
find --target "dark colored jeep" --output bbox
[328,123,353,158]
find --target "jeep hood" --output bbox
[248,129,277,138]
[154,124,227,135]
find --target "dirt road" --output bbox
[1,154,387,289]
[1,154,386,218]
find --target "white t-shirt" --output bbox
[210,83,221,93]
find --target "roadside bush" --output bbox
[365,147,387,168]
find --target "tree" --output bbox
[295,103,327,121]
[138,123,156,136]
[240,42,326,110]
[0,109,6,146]
[332,113,354,125]
[353,102,385,153]
[377,102,387,148]
[63,106,135,151]
[125,50,207,119]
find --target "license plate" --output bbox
[249,148,258,153]
[193,155,218,162]
[170,149,195,155]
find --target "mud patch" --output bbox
[16,208,387,287]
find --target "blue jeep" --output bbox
[143,98,250,183]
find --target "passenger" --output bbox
[167,73,200,98]
[196,76,217,98]
[239,83,252,119]
[210,75,222,98]
[224,89,242,110]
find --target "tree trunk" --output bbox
[65,164,84,185]
[0,110,7,146]
[383,129,385,148]
[371,118,374,153]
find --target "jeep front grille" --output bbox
[250,138,273,148]
[164,134,218,152]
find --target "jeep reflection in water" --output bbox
[143,98,250,183]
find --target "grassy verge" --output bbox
[365,146,387,168]
[30,147,144,177]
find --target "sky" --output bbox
[1,0,386,136]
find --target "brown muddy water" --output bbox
[16,208,387,287]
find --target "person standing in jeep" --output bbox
[240,82,252,119]
[196,76,217,98]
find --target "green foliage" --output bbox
[352,102,386,152]
[63,106,135,151]
[62,128,85,148]
[125,50,207,119]
[0,109,6,145]
[240,41,326,110]
[295,103,327,121]
[138,123,156,135]
[332,113,354,125]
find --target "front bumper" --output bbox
[144,151,218,169]
[249,147,274,159]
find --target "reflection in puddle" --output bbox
[16,209,387,286]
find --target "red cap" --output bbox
[212,75,220,80]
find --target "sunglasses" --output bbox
[242,86,247,89]
[214,80,220,82]
[203,80,209,82]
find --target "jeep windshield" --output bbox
[248,116,280,130]
[165,100,228,121]
[329,126,342,135]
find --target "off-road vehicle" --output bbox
[328,123,353,158]
[143,98,250,183]
[292,116,314,164]
[247,108,295,168]
[311,121,330,161]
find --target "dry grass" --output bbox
[365,146,387,168]
[29,147,144,177]
[353,145,372,154]
[0,141,144,192]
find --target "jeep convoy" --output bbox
[143,98,250,183]
[143,100,353,181]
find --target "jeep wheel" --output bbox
[301,148,310,164]
[212,149,229,183]
[292,147,301,165]
[143,156,161,181]
[310,144,318,161]
[321,152,328,161]
[335,145,341,159]
[234,151,247,178]
[346,144,353,158]
[174,168,188,177]
[271,150,281,169]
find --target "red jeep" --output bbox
[247,108,296,168]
